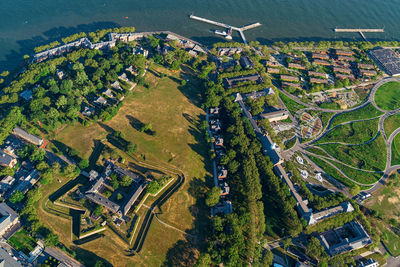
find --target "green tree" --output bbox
[117,193,123,201]
[79,159,89,170]
[93,205,103,216]
[205,187,220,207]
[120,175,132,187]
[194,253,212,267]
[10,190,24,203]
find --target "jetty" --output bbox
[333,28,384,41]
[189,14,261,45]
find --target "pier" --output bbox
[189,14,261,45]
[334,28,384,41]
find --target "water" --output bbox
[1,0,400,71]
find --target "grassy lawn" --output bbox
[391,133,400,166]
[330,160,382,185]
[384,114,400,137]
[319,112,335,128]
[42,64,211,266]
[376,221,400,257]
[278,92,307,116]
[8,229,37,255]
[317,134,387,172]
[375,81,400,111]
[330,104,383,128]
[316,119,379,144]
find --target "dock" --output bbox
[189,14,261,45]
[334,28,384,41]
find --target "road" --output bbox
[44,247,84,267]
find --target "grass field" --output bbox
[384,114,400,137]
[375,81,400,111]
[317,134,387,172]
[40,65,211,266]
[278,92,307,116]
[8,229,37,255]
[316,119,379,145]
[330,104,383,128]
[391,133,400,166]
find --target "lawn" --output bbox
[384,114,400,137]
[278,92,307,116]
[375,221,400,257]
[330,104,383,128]
[8,229,37,255]
[316,119,379,145]
[391,133,400,166]
[317,134,387,172]
[43,64,211,266]
[375,81,400,111]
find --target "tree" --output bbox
[110,174,119,189]
[44,232,59,247]
[117,193,123,201]
[94,261,106,267]
[79,159,89,170]
[55,95,68,109]
[170,61,180,71]
[205,187,220,207]
[120,175,132,187]
[10,190,24,203]
[194,253,212,267]
[261,250,273,266]
[93,205,103,216]
[126,142,138,154]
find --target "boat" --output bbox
[214,30,232,40]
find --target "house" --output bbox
[215,149,225,159]
[56,69,65,79]
[282,82,302,89]
[210,119,222,133]
[211,201,232,216]
[0,176,15,193]
[309,78,328,84]
[223,74,263,89]
[111,81,123,91]
[359,69,377,76]
[357,63,375,70]
[266,61,280,67]
[126,65,138,76]
[337,55,355,61]
[313,59,331,66]
[333,67,352,74]
[81,104,95,116]
[335,49,354,56]
[209,107,220,116]
[309,202,354,225]
[118,72,129,82]
[214,136,224,147]
[217,166,227,179]
[318,221,372,256]
[357,259,379,267]
[0,247,22,267]
[311,53,330,60]
[0,203,19,237]
[280,75,299,82]
[267,67,280,74]
[219,182,230,196]
[102,88,115,99]
[243,88,274,100]
[260,110,289,122]
[216,47,242,56]
[0,150,17,168]
[240,56,254,69]
[19,90,33,101]
[10,169,39,195]
[308,71,326,78]
[335,73,355,80]
[288,63,305,70]
[12,127,43,146]
[132,47,149,58]
[93,96,108,106]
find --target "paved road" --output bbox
[45,247,84,267]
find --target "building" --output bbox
[217,166,228,179]
[313,59,331,66]
[311,53,330,60]
[335,73,354,80]
[81,104,95,117]
[0,247,22,267]
[0,150,17,168]
[243,88,274,100]
[282,82,302,89]
[216,47,242,56]
[93,96,107,106]
[0,203,19,237]
[214,136,224,147]
[210,119,222,133]
[318,221,372,256]
[370,48,400,76]
[267,67,280,74]
[209,107,220,116]
[333,67,352,74]
[0,176,15,193]
[280,75,299,82]
[132,47,149,58]
[260,110,289,122]
[56,69,65,79]
[308,71,326,78]
[359,69,377,77]
[357,63,375,70]
[309,202,354,225]
[240,56,254,69]
[223,74,263,89]
[288,63,305,70]
[211,201,232,216]
[309,78,328,84]
[335,49,354,56]
[102,88,115,99]
[357,259,379,267]
[10,169,39,195]
[12,127,43,146]
[337,55,355,61]
[219,182,230,196]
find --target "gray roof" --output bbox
[0,247,22,267]
[370,48,400,76]
[0,150,16,168]
[122,183,146,215]
[0,203,18,234]
[12,127,43,146]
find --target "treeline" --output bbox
[274,40,400,51]
[205,98,268,265]
[62,32,87,44]
[34,41,61,53]
[88,26,136,43]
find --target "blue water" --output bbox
[1,0,400,71]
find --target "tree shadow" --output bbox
[125,115,156,135]
[162,240,197,267]
[71,246,113,267]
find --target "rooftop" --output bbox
[370,48,400,76]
